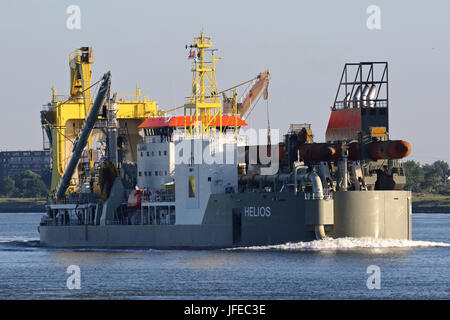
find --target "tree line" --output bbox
[403,160,450,194]
[0,160,449,198]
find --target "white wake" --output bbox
[228,237,450,251]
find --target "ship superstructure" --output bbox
[38,34,412,248]
[125,33,252,226]
[41,47,160,194]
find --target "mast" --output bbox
[184,32,222,138]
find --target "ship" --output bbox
[38,33,412,248]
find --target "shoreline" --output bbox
[1,195,449,214]
[412,192,450,213]
[0,198,46,213]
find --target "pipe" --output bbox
[361,84,370,107]
[239,172,293,194]
[368,140,411,160]
[308,172,326,240]
[56,71,111,199]
[368,84,377,107]
[304,172,324,199]
[239,173,292,183]
[294,163,304,195]
[298,143,336,162]
[315,225,326,240]
[302,171,326,240]
[341,143,348,191]
[344,93,351,108]
[352,85,362,108]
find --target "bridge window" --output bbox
[188,176,196,198]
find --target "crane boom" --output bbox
[237,70,270,117]
[55,71,111,199]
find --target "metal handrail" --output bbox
[333,99,387,110]
[142,191,175,203]
[116,94,152,102]
[304,192,333,200]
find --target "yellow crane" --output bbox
[42,47,160,194]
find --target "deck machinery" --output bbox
[282,62,410,191]
[276,62,412,238]
[38,35,412,248]
[41,47,160,195]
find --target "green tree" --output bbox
[14,170,48,198]
[0,177,18,197]
[404,160,450,193]
[40,167,52,189]
[432,160,449,180]
[403,160,423,192]
[421,164,443,192]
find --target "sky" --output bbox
[0,0,449,163]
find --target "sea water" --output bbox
[0,212,449,299]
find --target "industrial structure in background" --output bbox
[39,34,412,248]
[0,150,50,181]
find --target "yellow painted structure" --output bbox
[184,32,223,137]
[370,126,387,137]
[43,47,160,192]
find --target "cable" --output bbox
[266,97,271,146]
[56,77,103,109]
[242,94,263,121]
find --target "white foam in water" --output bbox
[0,238,167,252]
[229,237,450,251]
[0,237,38,243]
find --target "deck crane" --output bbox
[56,71,111,199]
[221,70,271,147]
[221,70,270,118]
[159,70,270,120]
[69,47,95,174]
[157,69,270,138]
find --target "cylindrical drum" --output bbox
[333,190,411,239]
